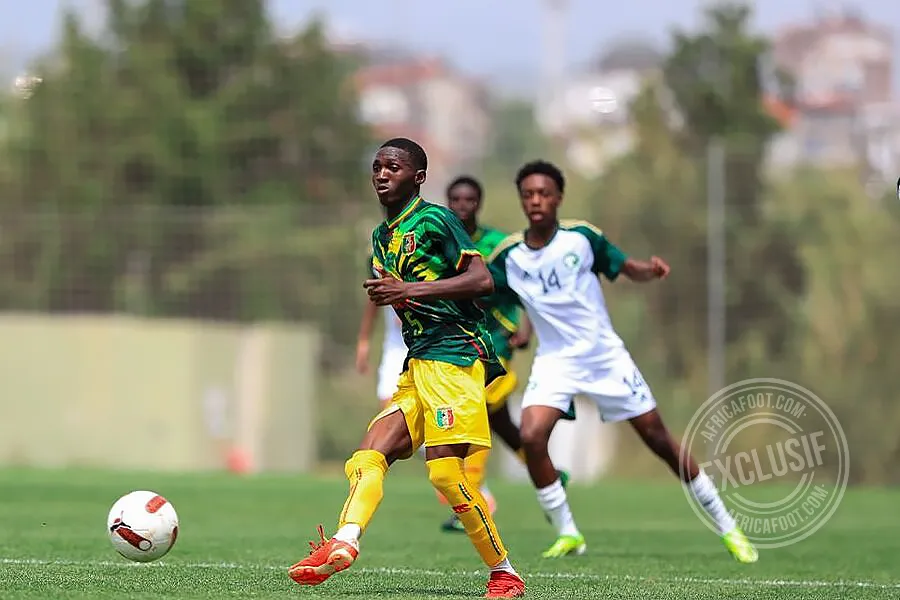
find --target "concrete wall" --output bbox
[0,315,319,473]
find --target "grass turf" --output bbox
[0,467,897,599]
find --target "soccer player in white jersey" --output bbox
[356,299,408,408]
[486,160,758,564]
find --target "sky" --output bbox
[2,0,899,93]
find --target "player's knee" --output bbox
[426,457,460,492]
[520,423,550,454]
[344,449,388,480]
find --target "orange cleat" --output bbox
[485,570,526,598]
[288,525,358,586]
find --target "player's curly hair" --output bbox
[515,160,565,194]
[380,137,428,171]
[446,175,483,200]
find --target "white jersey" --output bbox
[488,220,629,365]
[381,306,407,357]
[376,307,408,401]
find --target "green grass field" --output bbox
[1,467,897,599]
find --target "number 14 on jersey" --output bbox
[524,268,561,294]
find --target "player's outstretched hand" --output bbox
[650,256,670,279]
[364,277,409,306]
[622,256,671,282]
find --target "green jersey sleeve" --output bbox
[428,208,481,272]
[566,221,628,281]
[485,236,522,312]
[370,228,387,276]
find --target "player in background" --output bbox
[356,288,408,408]
[289,138,526,599]
[485,160,758,564]
[439,175,568,533]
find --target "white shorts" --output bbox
[376,350,407,402]
[521,354,657,422]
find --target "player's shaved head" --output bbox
[380,137,428,172]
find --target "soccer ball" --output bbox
[107,490,179,562]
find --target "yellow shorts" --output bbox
[486,357,517,414]
[368,358,492,457]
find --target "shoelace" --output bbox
[307,524,327,555]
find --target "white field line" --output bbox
[1,557,899,590]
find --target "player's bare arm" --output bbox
[363,255,493,305]
[355,299,378,374]
[621,256,670,282]
[508,312,532,349]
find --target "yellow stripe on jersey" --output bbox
[372,252,402,279]
[560,219,603,236]
[410,261,440,281]
[456,324,491,350]
[486,232,524,263]
[457,323,476,337]
[387,196,423,229]
[490,307,517,334]
[455,249,481,271]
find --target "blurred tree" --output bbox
[765,168,900,483]
[586,4,900,484]
[486,99,552,179]
[0,0,372,332]
[662,2,804,371]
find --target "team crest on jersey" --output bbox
[563,252,580,269]
[402,232,416,254]
[435,407,455,429]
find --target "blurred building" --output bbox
[535,40,663,177]
[346,45,492,196]
[767,6,899,185]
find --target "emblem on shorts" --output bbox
[402,232,416,254]
[563,252,580,269]
[435,407,455,429]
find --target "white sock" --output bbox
[490,556,518,576]
[536,479,579,537]
[333,524,361,545]
[687,470,736,535]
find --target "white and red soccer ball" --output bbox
[107,491,179,562]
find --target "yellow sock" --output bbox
[338,450,388,532]
[464,448,490,491]
[515,448,526,464]
[427,456,507,567]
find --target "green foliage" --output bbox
[664,2,780,147]
[576,2,900,483]
[764,170,900,483]
[483,99,555,182]
[0,0,374,351]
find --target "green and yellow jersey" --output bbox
[371,196,503,383]
[471,225,520,361]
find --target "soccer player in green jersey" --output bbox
[289,138,525,599]
[437,175,569,533]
